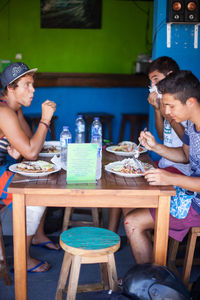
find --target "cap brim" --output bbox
[8,68,38,86]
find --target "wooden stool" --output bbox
[62,207,103,232]
[55,227,120,300]
[78,112,114,142]
[168,226,200,289]
[0,205,12,285]
[119,113,149,143]
[24,113,58,140]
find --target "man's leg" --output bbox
[124,208,154,264]
[32,208,60,250]
[26,235,49,272]
[26,206,50,272]
[108,208,122,233]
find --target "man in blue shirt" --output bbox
[124,70,200,264]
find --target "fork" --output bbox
[12,178,48,183]
[134,127,147,158]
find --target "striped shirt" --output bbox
[0,136,9,165]
[0,100,9,165]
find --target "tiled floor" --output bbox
[0,208,200,300]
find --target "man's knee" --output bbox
[26,206,46,236]
[124,214,137,233]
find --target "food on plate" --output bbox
[111,142,134,152]
[16,160,54,173]
[111,142,144,153]
[110,158,152,175]
[41,145,60,154]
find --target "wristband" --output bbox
[39,121,50,129]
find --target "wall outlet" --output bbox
[15,53,22,59]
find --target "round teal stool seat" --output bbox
[60,226,120,255]
[56,227,120,300]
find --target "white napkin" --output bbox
[149,85,162,99]
[51,155,66,171]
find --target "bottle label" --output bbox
[92,127,102,136]
[76,124,85,133]
[60,137,72,147]
[97,146,102,158]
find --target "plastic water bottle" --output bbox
[60,126,72,170]
[91,117,102,180]
[75,115,85,143]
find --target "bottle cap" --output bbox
[63,126,69,129]
[77,114,83,118]
[94,117,99,120]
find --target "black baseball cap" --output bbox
[1,62,38,88]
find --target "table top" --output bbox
[8,151,175,198]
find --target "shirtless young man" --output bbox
[124,70,200,264]
[0,62,57,272]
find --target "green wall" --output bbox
[0,0,153,73]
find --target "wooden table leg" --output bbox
[153,196,171,266]
[13,194,27,300]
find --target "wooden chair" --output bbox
[62,207,103,232]
[168,226,200,289]
[55,227,120,300]
[24,113,58,140]
[0,204,12,285]
[78,112,114,142]
[119,113,149,143]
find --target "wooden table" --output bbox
[8,152,175,300]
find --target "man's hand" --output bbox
[7,145,21,160]
[147,92,160,110]
[41,100,56,124]
[144,168,173,186]
[139,130,157,151]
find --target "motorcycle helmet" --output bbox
[122,263,190,300]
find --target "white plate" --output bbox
[39,141,60,157]
[9,162,61,177]
[105,159,153,177]
[106,141,147,157]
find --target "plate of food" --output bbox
[106,141,147,157]
[9,160,61,177]
[39,141,60,157]
[105,158,154,177]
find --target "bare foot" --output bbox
[27,257,50,273]
[32,235,60,250]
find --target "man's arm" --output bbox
[154,109,164,140]
[0,100,56,160]
[17,108,32,138]
[148,92,164,140]
[139,130,188,163]
[145,168,200,194]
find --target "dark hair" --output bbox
[157,70,200,104]
[148,56,180,76]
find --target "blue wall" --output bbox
[22,86,149,144]
[150,0,200,159]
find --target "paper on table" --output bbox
[51,155,65,170]
[67,143,97,184]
